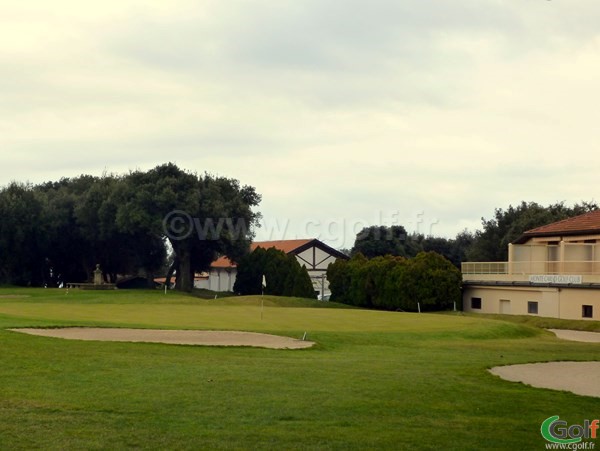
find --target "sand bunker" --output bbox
[548,329,600,343]
[491,330,600,397]
[490,362,600,398]
[9,328,315,349]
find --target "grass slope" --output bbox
[0,288,598,450]
[455,311,600,332]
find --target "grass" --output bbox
[191,288,236,299]
[453,311,600,332]
[0,288,598,450]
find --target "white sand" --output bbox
[548,329,600,343]
[9,328,315,349]
[490,330,600,397]
[490,361,600,398]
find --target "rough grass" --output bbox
[452,311,600,332]
[0,288,598,450]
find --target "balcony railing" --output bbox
[462,261,600,276]
[461,262,508,274]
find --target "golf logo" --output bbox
[541,416,598,449]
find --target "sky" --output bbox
[1,0,599,249]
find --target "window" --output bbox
[471,297,482,309]
[582,305,593,318]
[528,301,538,315]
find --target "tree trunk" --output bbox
[174,245,194,292]
[165,256,179,290]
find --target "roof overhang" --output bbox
[513,228,600,244]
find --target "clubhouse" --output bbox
[462,210,600,320]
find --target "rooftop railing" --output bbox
[462,261,600,276]
[461,262,508,274]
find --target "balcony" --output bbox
[461,262,508,275]
[462,260,600,284]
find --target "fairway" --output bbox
[0,288,598,450]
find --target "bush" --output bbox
[233,247,267,295]
[327,251,461,311]
[233,247,317,299]
[406,252,462,311]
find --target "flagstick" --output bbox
[261,274,266,320]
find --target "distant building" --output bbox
[196,239,349,296]
[462,210,600,320]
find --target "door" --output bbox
[500,299,511,314]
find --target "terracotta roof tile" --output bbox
[211,239,313,269]
[520,210,600,239]
[252,239,313,253]
[211,256,237,269]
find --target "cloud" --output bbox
[1,0,600,244]
[107,0,522,111]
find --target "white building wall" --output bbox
[208,269,236,292]
[194,278,210,290]
[463,285,600,320]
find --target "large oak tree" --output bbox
[116,163,261,291]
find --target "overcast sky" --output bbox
[1,0,599,248]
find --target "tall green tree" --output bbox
[0,163,256,289]
[234,247,316,299]
[263,247,291,295]
[233,247,268,295]
[352,225,415,258]
[325,257,349,303]
[420,230,474,268]
[116,163,261,292]
[327,253,368,305]
[0,183,46,285]
[34,177,98,284]
[38,175,166,285]
[292,264,316,298]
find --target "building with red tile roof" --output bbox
[197,239,348,296]
[211,239,315,269]
[515,209,600,243]
[462,210,600,321]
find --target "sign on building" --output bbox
[529,275,583,284]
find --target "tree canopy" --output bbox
[0,163,261,291]
[351,225,473,268]
[0,176,166,287]
[327,252,461,311]
[350,201,597,267]
[116,164,261,291]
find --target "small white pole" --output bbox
[261,275,266,320]
[164,284,167,295]
[453,301,457,312]
[302,332,307,341]
[418,302,421,313]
